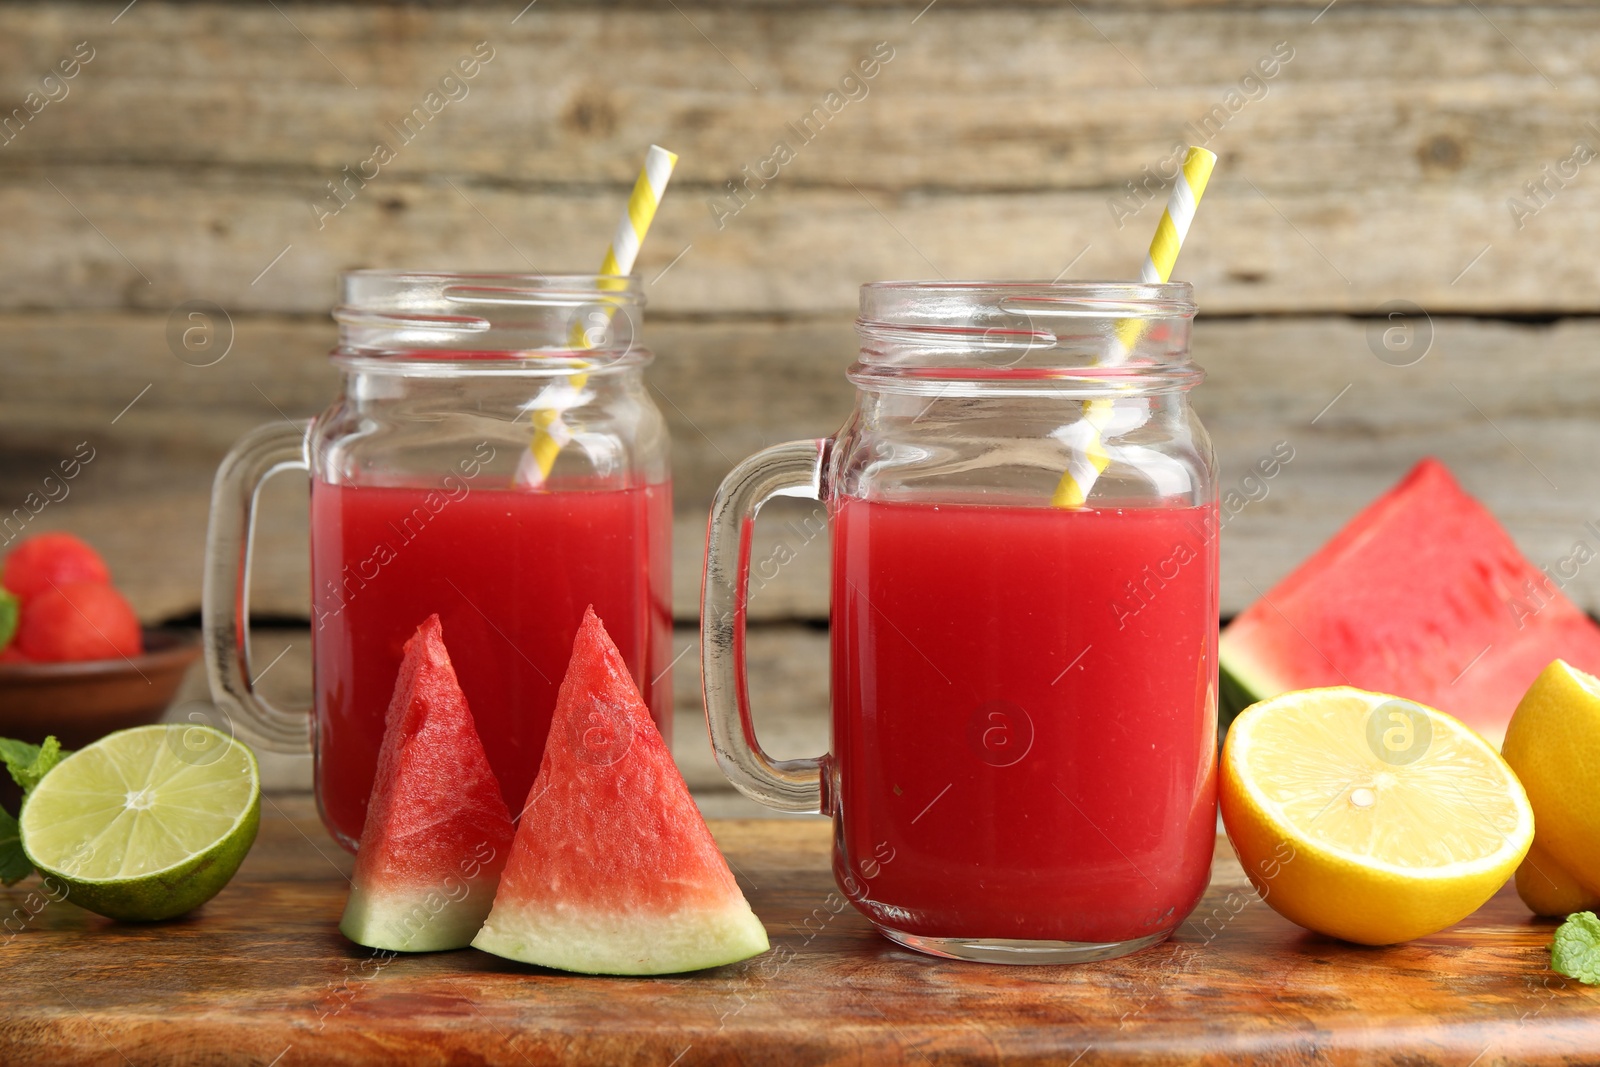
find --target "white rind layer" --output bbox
[340,877,499,953]
[471,896,770,975]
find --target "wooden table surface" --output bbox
[1,792,1595,1066]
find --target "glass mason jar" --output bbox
[204,271,672,851]
[703,281,1218,963]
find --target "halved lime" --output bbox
[19,724,260,921]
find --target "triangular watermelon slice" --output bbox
[340,614,515,952]
[472,607,769,974]
[1221,458,1600,746]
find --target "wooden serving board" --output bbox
[1,793,1595,1066]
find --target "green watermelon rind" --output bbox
[471,897,770,975]
[1218,645,1272,735]
[340,877,501,954]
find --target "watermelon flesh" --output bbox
[472,607,769,975]
[340,614,515,952]
[1220,458,1600,747]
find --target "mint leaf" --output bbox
[0,589,17,651]
[0,736,65,794]
[0,735,69,885]
[1552,911,1600,985]
[0,805,29,886]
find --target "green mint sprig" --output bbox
[0,735,67,885]
[1552,911,1600,985]
[0,589,17,651]
[0,807,29,885]
[0,736,65,794]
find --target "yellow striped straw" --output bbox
[1050,146,1217,509]
[521,144,679,487]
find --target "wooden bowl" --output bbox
[0,629,203,750]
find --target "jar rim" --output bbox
[339,270,643,304]
[333,270,646,365]
[329,352,651,376]
[860,279,1195,318]
[853,279,1199,392]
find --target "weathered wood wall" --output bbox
[3,1,1599,795]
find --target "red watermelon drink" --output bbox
[830,497,1218,946]
[310,480,672,851]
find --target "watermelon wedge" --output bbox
[472,607,769,975]
[1220,458,1600,746]
[340,614,515,952]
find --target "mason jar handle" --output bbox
[702,438,829,814]
[202,420,314,753]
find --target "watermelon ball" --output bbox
[2,533,112,601]
[16,582,142,663]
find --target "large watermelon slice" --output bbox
[1220,458,1600,746]
[472,607,768,974]
[340,614,515,952]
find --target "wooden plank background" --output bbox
[3,0,1599,796]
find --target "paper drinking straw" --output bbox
[519,144,679,487]
[1050,146,1217,509]
[595,144,679,282]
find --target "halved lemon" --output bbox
[1221,687,1533,945]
